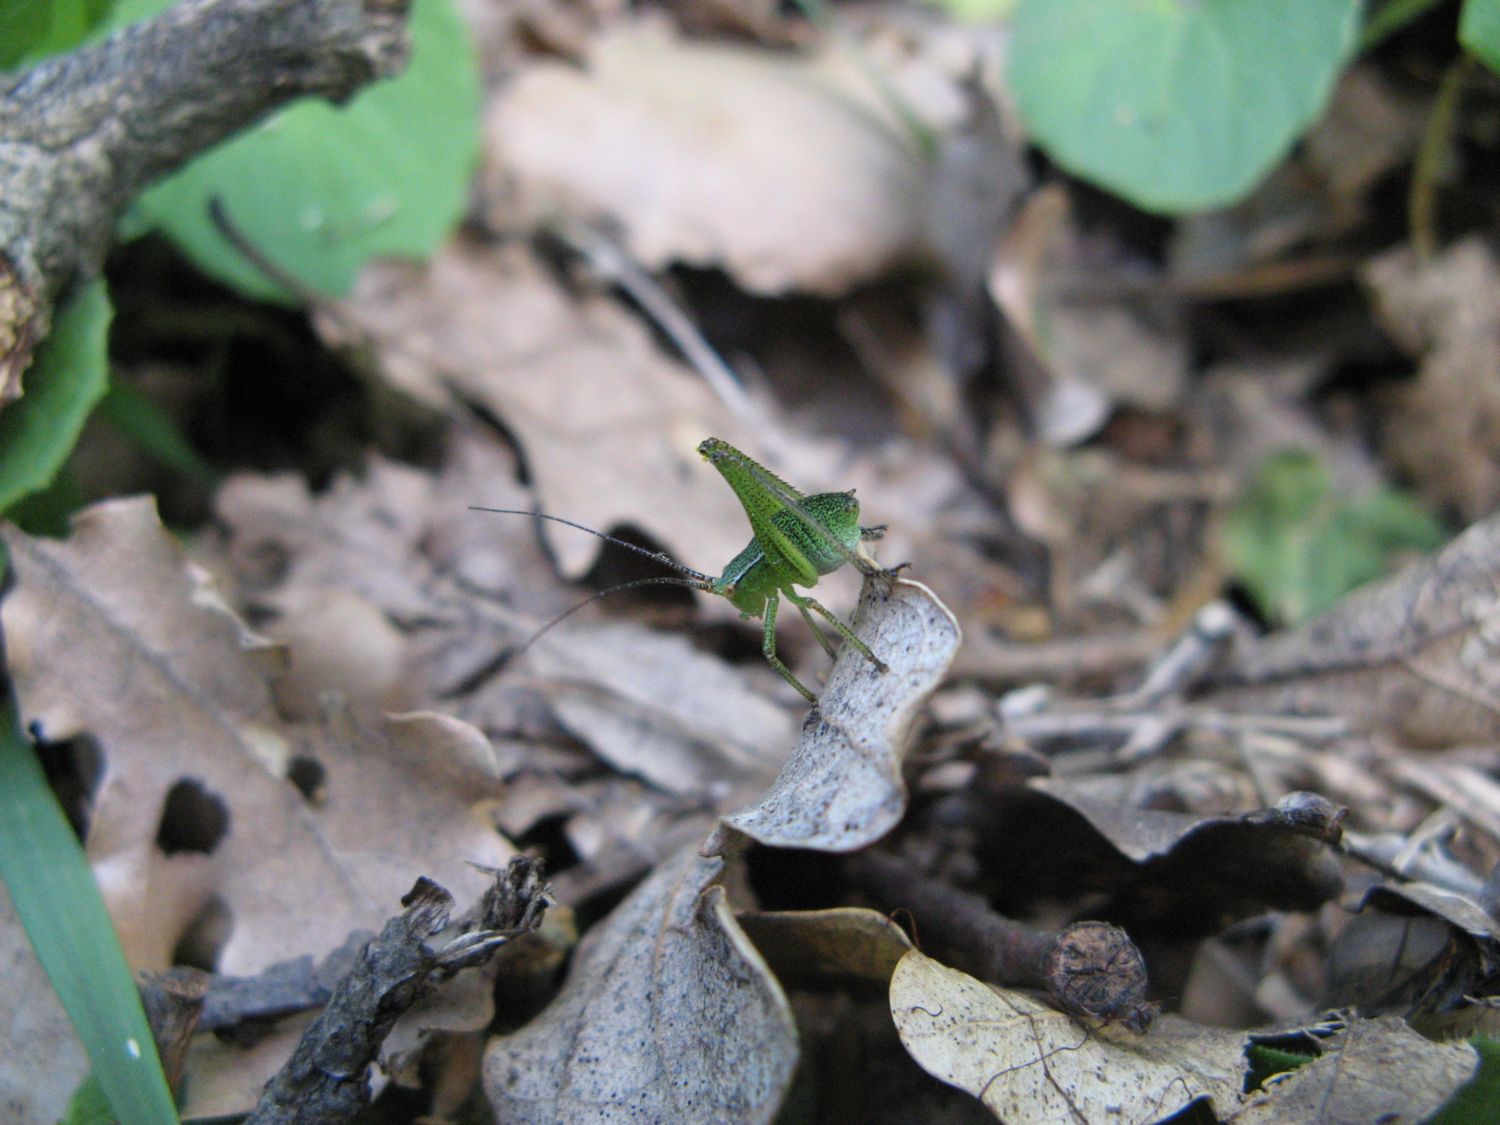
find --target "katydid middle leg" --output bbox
[760,590,818,704]
[785,588,889,673]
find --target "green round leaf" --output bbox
[1462,0,1500,75]
[1009,0,1360,213]
[0,0,113,68]
[121,0,480,301]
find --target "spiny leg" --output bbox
[761,590,818,704]
[787,589,889,673]
[796,601,839,661]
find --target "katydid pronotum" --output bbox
[472,437,905,704]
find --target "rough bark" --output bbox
[0,0,411,401]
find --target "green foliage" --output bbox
[1244,1042,1317,1092]
[1429,1035,1500,1124]
[1223,450,1448,626]
[1461,0,1500,74]
[925,0,1016,23]
[1008,0,1359,214]
[116,0,480,301]
[0,280,112,515]
[61,1075,118,1125]
[0,683,179,1124]
[0,0,112,68]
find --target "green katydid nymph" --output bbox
[471,437,905,705]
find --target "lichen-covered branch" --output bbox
[0,0,411,400]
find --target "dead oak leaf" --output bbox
[1,498,513,976]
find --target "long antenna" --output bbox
[468,507,715,583]
[506,575,715,664]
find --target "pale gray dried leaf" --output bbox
[1233,1017,1475,1124]
[1205,510,1500,748]
[710,578,960,853]
[891,950,1245,1122]
[1,500,512,978]
[527,622,796,798]
[484,845,797,1124]
[483,24,931,296]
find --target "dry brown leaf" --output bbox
[324,240,761,580]
[1,498,513,979]
[216,438,801,802]
[321,238,1000,661]
[482,24,931,296]
[211,436,589,750]
[709,577,961,853]
[1365,237,1500,520]
[1324,881,1500,1034]
[1206,510,1500,748]
[0,884,89,1124]
[737,906,913,987]
[891,949,1245,1121]
[484,845,797,1124]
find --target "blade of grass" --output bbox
[0,587,178,1124]
[96,379,220,486]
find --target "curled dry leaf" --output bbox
[1015,782,1345,931]
[1205,509,1500,748]
[891,950,1244,1122]
[484,845,797,1124]
[0,499,513,980]
[483,24,930,296]
[709,577,961,854]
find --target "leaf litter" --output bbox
[10,1,1500,1120]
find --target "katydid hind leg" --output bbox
[789,590,889,674]
[760,589,819,704]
